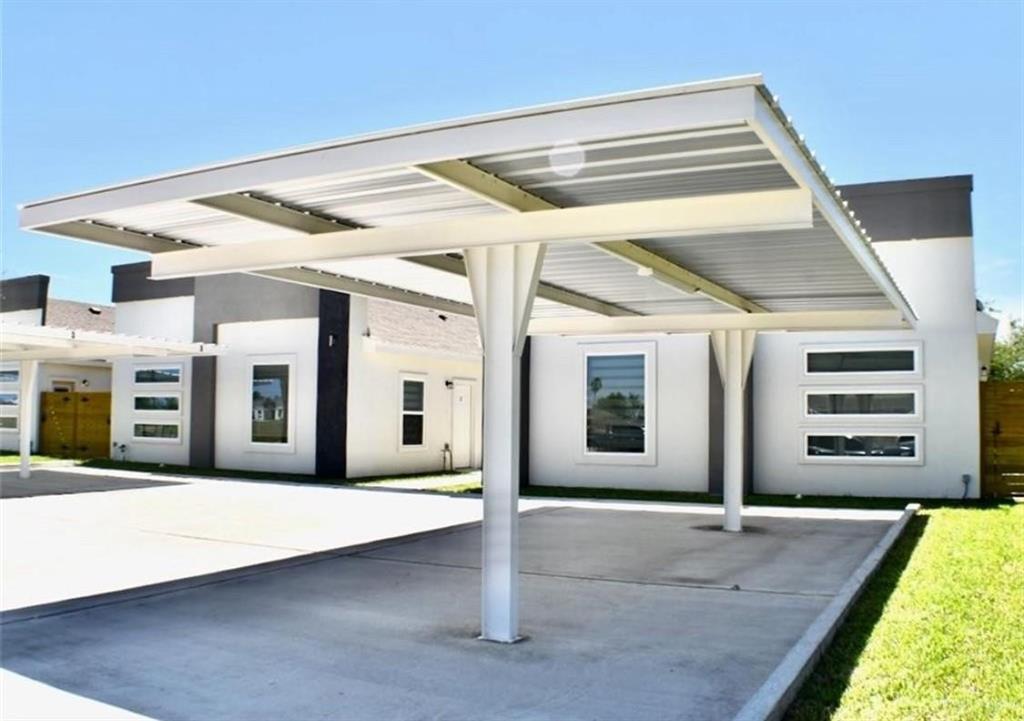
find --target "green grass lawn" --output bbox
[0,452,68,465]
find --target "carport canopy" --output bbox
[19,73,916,643]
[1,323,216,480]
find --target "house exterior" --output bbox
[109,263,482,477]
[527,176,990,499]
[0,275,114,454]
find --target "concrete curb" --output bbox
[732,502,920,721]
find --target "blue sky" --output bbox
[2,1,1021,320]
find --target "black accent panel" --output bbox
[0,275,49,314]
[316,291,350,477]
[112,262,194,302]
[519,337,531,489]
[839,175,972,242]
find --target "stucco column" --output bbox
[712,330,755,532]
[465,243,545,643]
[18,360,39,480]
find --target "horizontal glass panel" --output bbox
[135,367,181,384]
[807,350,915,373]
[0,370,19,383]
[807,392,916,416]
[134,423,178,439]
[252,364,289,444]
[0,393,18,406]
[402,413,424,446]
[403,380,424,412]
[0,417,17,429]
[807,434,916,458]
[134,396,180,412]
[587,354,645,454]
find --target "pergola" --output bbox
[19,74,914,642]
[0,323,215,480]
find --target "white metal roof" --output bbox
[0,322,217,362]
[19,74,915,325]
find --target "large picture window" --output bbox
[251,364,290,444]
[804,388,920,419]
[804,431,922,464]
[400,377,425,448]
[585,353,646,454]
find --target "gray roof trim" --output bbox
[0,275,50,313]
[839,175,973,242]
[112,261,196,303]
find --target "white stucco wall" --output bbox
[346,297,482,479]
[753,236,981,498]
[528,334,710,491]
[214,317,319,475]
[110,296,195,465]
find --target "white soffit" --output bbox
[19,74,914,322]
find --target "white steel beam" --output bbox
[710,330,750,532]
[150,190,813,280]
[530,309,909,335]
[467,243,545,643]
[416,160,769,314]
[18,360,38,480]
[195,193,637,317]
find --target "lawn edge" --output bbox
[732,502,921,721]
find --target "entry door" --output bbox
[451,382,472,469]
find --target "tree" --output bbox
[989,319,1024,381]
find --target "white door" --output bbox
[451,382,472,469]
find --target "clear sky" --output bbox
[2,0,1022,321]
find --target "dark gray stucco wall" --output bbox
[0,275,49,316]
[111,262,195,302]
[315,291,350,477]
[839,175,973,242]
[189,274,322,468]
[519,337,531,489]
[707,341,754,496]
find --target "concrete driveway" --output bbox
[1,467,904,721]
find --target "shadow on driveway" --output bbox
[0,469,184,499]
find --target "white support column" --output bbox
[464,242,545,643]
[711,330,756,532]
[18,360,39,480]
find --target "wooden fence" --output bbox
[980,381,1024,497]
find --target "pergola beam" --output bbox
[196,193,638,317]
[416,160,768,314]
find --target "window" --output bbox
[805,347,918,375]
[0,369,19,384]
[134,365,182,385]
[133,423,179,441]
[804,387,920,419]
[400,377,425,448]
[804,432,920,463]
[0,392,19,407]
[251,364,289,444]
[585,353,646,454]
[51,379,76,393]
[0,417,16,431]
[134,394,181,412]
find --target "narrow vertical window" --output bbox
[586,354,645,454]
[401,378,425,448]
[251,364,290,444]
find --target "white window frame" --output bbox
[0,391,20,408]
[800,429,924,466]
[0,415,18,432]
[247,355,296,453]
[133,392,182,415]
[133,362,184,388]
[802,342,922,379]
[398,373,427,452]
[801,385,923,422]
[132,421,182,444]
[577,341,657,467]
[50,378,77,393]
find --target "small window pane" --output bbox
[135,367,181,384]
[0,417,17,430]
[586,354,645,454]
[0,393,18,406]
[807,392,916,416]
[134,423,179,439]
[807,350,914,374]
[402,414,424,446]
[252,365,289,444]
[134,396,180,412]
[0,370,19,383]
[807,434,916,458]
[403,380,424,412]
